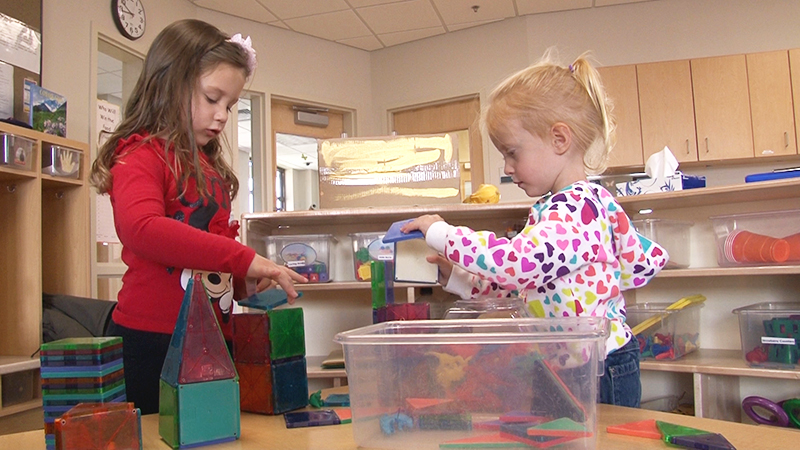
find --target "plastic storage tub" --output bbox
[42,144,80,178]
[334,317,608,450]
[626,302,702,360]
[632,219,693,269]
[710,209,800,266]
[732,302,800,369]
[0,133,36,172]
[265,234,334,283]
[349,232,393,281]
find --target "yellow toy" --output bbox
[426,352,472,390]
[464,184,500,204]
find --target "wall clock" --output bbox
[112,0,146,41]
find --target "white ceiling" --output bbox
[191,0,658,51]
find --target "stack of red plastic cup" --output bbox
[724,230,790,264]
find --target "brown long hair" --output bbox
[483,49,616,175]
[91,19,252,199]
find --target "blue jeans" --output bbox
[600,336,641,407]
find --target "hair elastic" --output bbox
[568,64,575,73]
[227,33,257,74]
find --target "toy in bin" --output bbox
[627,295,705,360]
[733,302,800,369]
[266,234,333,283]
[349,232,393,281]
[711,209,800,266]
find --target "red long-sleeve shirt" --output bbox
[108,133,255,338]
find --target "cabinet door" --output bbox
[747,50,797,157]
[691,55,754,161]
[637,60,697,163]
[790,49,800,155]
[597,65,643,168]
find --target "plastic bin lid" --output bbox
[631,218,694,226]
[710,209,800,221]
[334,317,609,346]
[732,301,800,315]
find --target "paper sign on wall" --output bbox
[95,100,122,243]
[0,12,41,74]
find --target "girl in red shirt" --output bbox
[90,19,306,414]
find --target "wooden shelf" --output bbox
[656,265,800,277]
[640,348,800,380]
[296,281,438,291]
[617,178,800,211]
[0,357,39,375]
[306,355,347,388]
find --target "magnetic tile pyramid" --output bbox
[233,308,308,415]
[158,275,240,449]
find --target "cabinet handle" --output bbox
[685,139,690,154]
[785,132,789,148]
[705,137,709,153]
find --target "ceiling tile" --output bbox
[378,26,445,47]
[515,0,592,15]
[594,0,650,6]
[337,35,385,51]
[347,0,409,7]
[256,0,349,20]
[284,10,373,41]
[447,18,504,32]
[268,21,290,30]
[433,0,516,27]
[193,0,277,23]
[357,0,442,35]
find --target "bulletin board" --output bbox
[0,0,41,123]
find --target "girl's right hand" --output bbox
[426,253,453,286]
[246,255,307,302]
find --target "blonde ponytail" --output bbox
[570,54,616,174]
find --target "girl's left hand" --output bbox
[401,214,444,236]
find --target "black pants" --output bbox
[106,319,172,415]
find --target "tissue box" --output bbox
[334,317,607,450]
[615,173,705,197]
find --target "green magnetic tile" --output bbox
[655,420,710,443]
[370,260,386,309]
[268,308,305,360]
[158,380,179,448]
[528,417,589,434]
[176,379,240,447]
[41,378,126,395]
[41,337,122,352]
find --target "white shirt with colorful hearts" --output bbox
[426,181,669,363]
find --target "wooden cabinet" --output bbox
[747,50,797,158]
[637,60,698,163]
[0,122,90,416]
[597,65,644,168]
[789,49,800,156]
[691,54,754,161]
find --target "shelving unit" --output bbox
[0,122,90,417]
[242,178,800,420]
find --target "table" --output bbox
[3,389,798,449]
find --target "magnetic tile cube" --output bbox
[232,313,270,364]
[236,362,274,414]
[158,378,240,449]
[55,402,141,450]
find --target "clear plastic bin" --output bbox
[632,219,693,269]
[732,302,800,369]
[710,209,800,266]
[42,144,81,178]
[442,297,531,319]
[627,302,702,360]
[349,232,393,281]
[334,317,608,450]
[0,133,36,172]
[265,234,334,283]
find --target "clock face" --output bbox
[113,0,146,40]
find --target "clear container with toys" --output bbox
[349,232,393,282]
[265,234,334,283]
[710,209,800,266]
[733,302,800,369]
[626,296,705,360]
[0,132,35,171]
[442,297,531,320]
[335,317,608,450]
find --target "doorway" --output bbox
[270,99,348,211]
[391,95,484,198]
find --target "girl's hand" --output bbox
[401,214,444,236]
[246,255,307,303]
[427,253,453,286]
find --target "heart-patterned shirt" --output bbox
[426,181,668,361]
